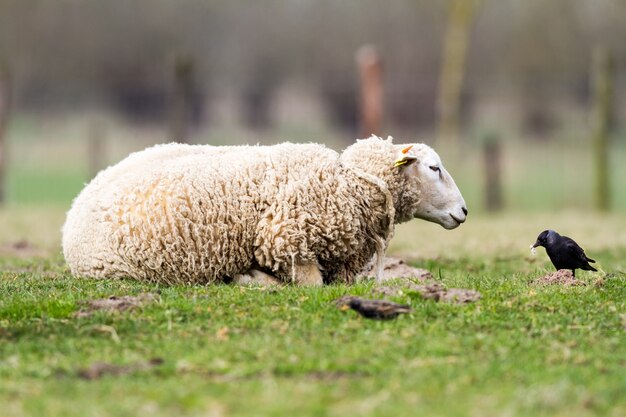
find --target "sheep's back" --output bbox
[63,142,339,283]
[112,172,259,282]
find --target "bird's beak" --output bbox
[531,241,540,248]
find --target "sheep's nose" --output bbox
[462,206,468,216]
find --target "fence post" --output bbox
[591,46,614,212]
[356,45,383,138]
[483,134,503,212]
[88,120,106,179]
[0,62,11,205]
[170,54,195,143]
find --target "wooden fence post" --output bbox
[591,46,614,212]
[88,120,106,179]
[356,45,383,138]
[170,54,195,143]
[483,135,503,212]
[0,62,11,205]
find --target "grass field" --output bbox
[2,115,626,416]
[1,207,626,417]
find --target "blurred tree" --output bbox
[0,60,10,204]
[0,0,624,133]
[241,55,282,130]
[499,0,591,138]
[170,54,196,143]
[591,46,614,212]
[436,0,481,146]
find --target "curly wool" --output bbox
[62,137,421,284]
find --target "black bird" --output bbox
[335,296,412,320]
[531,230,597,276]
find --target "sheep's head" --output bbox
[341,136,467,229]
[394,143,467,229]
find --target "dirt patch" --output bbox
[0,240,46,258]
[358,256,432,282]
[73,293,159,318]
[411,283,482,303]
[534,269,586,286]
[374,282,481,304]
[371,286,406,297]
[77,358,164,380]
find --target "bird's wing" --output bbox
[563,237,591,263]
[386,304,412,313]
[372,301,411,314]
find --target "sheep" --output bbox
[62,136,467,285]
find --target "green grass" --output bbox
[8,169,86,204]
[1,241,626,416]
[2,114,626,415]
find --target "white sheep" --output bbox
[62,136,467,285]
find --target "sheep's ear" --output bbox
[393,145,418,167]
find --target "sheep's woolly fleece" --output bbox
[63,137,428,284]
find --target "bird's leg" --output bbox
[571,269,576,278]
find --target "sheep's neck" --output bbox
[348,167,395,238]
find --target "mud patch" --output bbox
[374,282,481,304]
[358,256,432,282]
[77,358,164,380]
[411,283,482,303]
[73,293,159,318]
[534,270,586,286]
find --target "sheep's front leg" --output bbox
[254,198,322,286]
[292,262,323,286]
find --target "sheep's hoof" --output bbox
[233,269,282,286]
[294,263,323,286]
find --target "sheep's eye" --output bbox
[429,166,440,173]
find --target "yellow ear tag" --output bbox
[394,160,408,167]
[394,145,414,167]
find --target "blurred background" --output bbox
[0,0,625,253]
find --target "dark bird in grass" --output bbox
[335,296,412,320]
[531,230,597,277]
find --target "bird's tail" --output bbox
[584,255,601,273]
[588,264,606,275]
